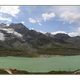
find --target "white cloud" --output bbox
[68,27,80,37]
[0,16,12,22]
[60,11,80,23]
[21,21,25,24]
[29,18,42,26]
[29,18,37,23]
[0,32,5,41]
[50,30,80,37]
[0,6,20,23]
[29,12,55,25]
[31,28,34,30]
[53,6,79,13]
[0,6,20,17]
[68,32,79,37]
[38,22,42,26]
[50,6,80,36]
[51,31,67,35]
[49,6,80,24]
[42,12,55,21]
[39,30,46,34]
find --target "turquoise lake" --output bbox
[0,56,80,72]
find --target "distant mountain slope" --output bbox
[0,23,80,57]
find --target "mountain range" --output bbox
[0,23,80,57]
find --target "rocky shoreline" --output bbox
[0,69,80,74]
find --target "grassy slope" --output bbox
[0,42,80,57]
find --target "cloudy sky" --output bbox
[0,6,80,36]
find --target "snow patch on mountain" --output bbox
[13,31,23,37]
[0,28,23,37]
[0,32,5,41]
